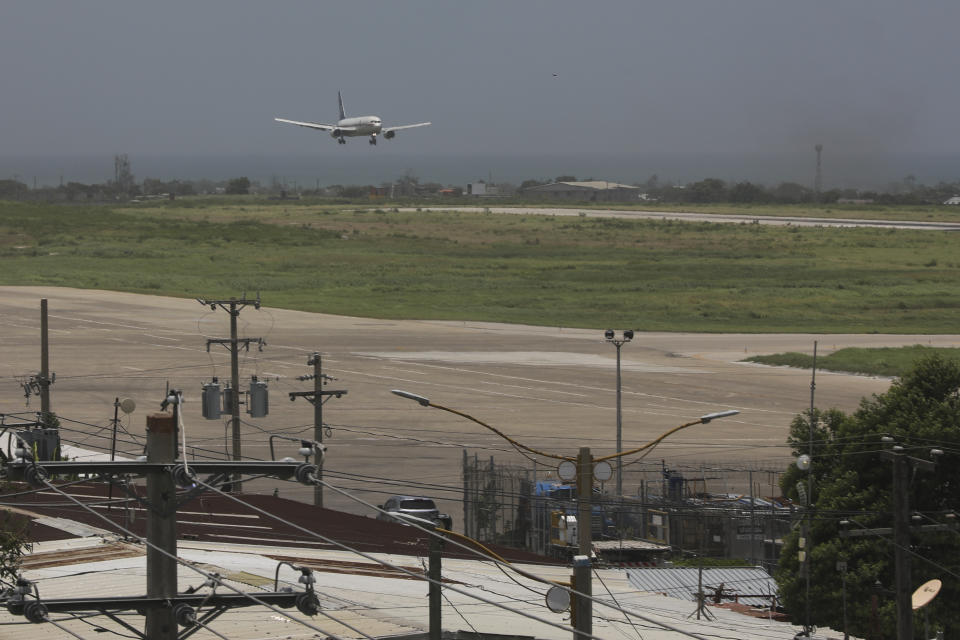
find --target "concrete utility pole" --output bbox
[289,352,347,507]
[145,411,178,640]
[198,295,263,491]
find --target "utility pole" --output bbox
[145,410,178,640]
[3,399,323,635]
[573,447,593,639]
[39,298,53,425]
[289,353,347,507]
[841,443,946,640]
[429,526,444,640]
[198,295,263,491]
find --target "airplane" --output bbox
[275,91,431,146]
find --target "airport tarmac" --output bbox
[3,286,958,521]
[401,206,960,231]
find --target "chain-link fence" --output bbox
[462,450,794,569]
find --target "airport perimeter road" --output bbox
[401,206,960,231]
[3,287,958,520]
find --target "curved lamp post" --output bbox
[392,388,738,640]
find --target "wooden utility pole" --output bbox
[312,353,324,506]
[145,412,178,640]
[39,298,52,423]
[198,295,263,491]
[429,528,444,640]
[289,353,347,507]
[573,447,593,639]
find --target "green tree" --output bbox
[226,177,251,195]
[776,355,960,638]
[0,501,30,583]
[686,178,728,203]
[729,181,765,203]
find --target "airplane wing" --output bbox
[274,118,339,132]
[382,122,432,133]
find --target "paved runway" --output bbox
[3,287,958,520]
[401,206,960,231]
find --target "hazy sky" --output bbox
[2,1,958,163]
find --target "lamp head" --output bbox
[392,389,430,406]
[604,329,615,340]
[623,329,634,341]
[699,409,739,423]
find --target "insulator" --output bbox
[173,603,197,627]
[171,464,197,488]
[294,463,318,485]
[23,600,48,623]
[24,465,49,488]
[295,592,320,616]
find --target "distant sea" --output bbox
[2,151,958,191]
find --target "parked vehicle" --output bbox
[377,495,453,529]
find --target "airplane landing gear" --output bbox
[369,135,377,145]
[337,137,346,145]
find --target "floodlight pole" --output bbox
[603,330,633,499]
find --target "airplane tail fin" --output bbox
[338,91,346,120]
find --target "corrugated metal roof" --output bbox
[626,566,779,608]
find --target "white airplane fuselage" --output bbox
[333,116,382,138]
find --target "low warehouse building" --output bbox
[523,180,642,202]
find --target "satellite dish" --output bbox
[557,460,577,482]
[593,460,613,482]
[119,398,137,414]
[545,585,570,613]
[912,579,941,610]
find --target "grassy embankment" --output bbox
[1,198,959,333]
[744,345,960,377]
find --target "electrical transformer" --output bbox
[201,379,221,420]
[248,376,269,418]
[222,384,233,415]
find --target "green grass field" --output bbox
[2,198,959,333]
[743,345,960,377]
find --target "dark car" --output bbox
[377,495,453,529]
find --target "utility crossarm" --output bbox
[6,461,319,502]
[288,389,348,403]
[205,337,265,352]
[6,577,321,638]
[7,460,309,480]
[7,591,301,615]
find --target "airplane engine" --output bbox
[384,130,396,140]
[330,129,342,138]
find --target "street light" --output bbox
[603,329,633,499]
[392,388,739,640]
